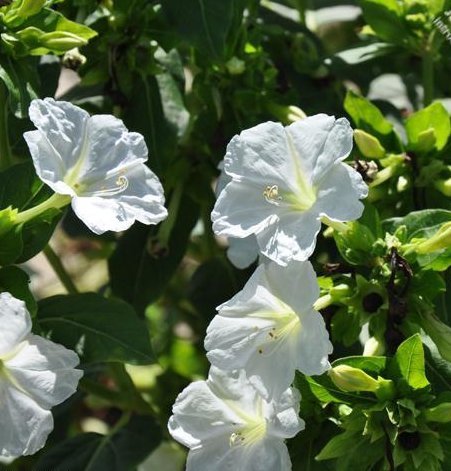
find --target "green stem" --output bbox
[422,38,435,107]
[0,81,12,171]
[156,184,183,247]
[15,193,71,225]
[43,244,79,294]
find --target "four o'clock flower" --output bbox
[168,367,304,471]
[205,260,332,399]
[0,292,82,457]
[18,98,167,235]
[211,115,368,266]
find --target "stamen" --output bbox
[82,175,129,197]
[229,419,267,448]
[263,185,282,204]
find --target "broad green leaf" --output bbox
[420,311,451,363]
[162,0,246,61]
[35,415,162,471]
[344,90,401,151]
[316,431,359,460]
[424,336,451,394]
[359,0,409,45]
[109,190,199,316]
[0,265,36,315]
[406,102,450,152]
[383,209,451,241]
[37,294,155,365]
[390,334,429,390]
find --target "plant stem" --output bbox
[320,216,349,233]
[0,81,12,171]
[43,244,79,294]
[15,193,71,225]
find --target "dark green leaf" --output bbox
[35,415,162,471]
[37,293,154,364]
[0,265,36,315]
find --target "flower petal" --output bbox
[270,387,304,439]
[0,293,31,357]
[257,211,321,265]
[5,334,82,409]
[0,380,53,457]
[212,180,278,238]
[285,114,353,185]
[227,236,259,269]
[316,163,368,222]
[24,98,90,190]
[295,308,332,376]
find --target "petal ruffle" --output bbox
[0,293,31,357]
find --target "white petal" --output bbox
[76,115,148,182]
[224,123,298,187]
[227,236,259,269]
[0,293,31,356]
[5,334,82,409]
[270,387,304,439]
[186,437,241,471]
[168,380,240,449]
[316,163,368,222]
[257,211,321,265]
[285,114,353,185]
[0,380,53,457]
[25,98,89,188]
[295,308,332,376]
[212,180,278,238]
[71,180,167,235]
[263,259,319,311]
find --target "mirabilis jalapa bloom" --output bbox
[211,114,368,266]
[205,259,332,399]
[19,98,167,234]
[0,292,82,457]
[168,367,304,471]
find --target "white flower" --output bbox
[205,260,332,399]
[211,115,368,266]
[23,98,167,235]
[168,367,304,471]
[0,292,82,457]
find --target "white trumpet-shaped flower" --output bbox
[0,292,82,457]
[23,98,167,235]
[168,367,304,471]
[211,115,368,266]
[205,260,332,399]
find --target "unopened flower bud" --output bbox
[415,222,451,254]
[226,57,245,75]
[434,178,451,197]
[354,129,386,159]
[329,365,379,392]
[412,128,436,153]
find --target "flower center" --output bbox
[256,309,300,356]
[229,417,267,448]
[74,175,129,197]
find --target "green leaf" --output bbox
[0,265,36,315]
[420,311,451,363]
[37,294,155,365]
[406,102,450,152]
[316,431,358,460]
[1,0,46,28]
[359,0,409,45]
[424,336,451,394]
[162,0,246,61]
[344,90,401,151]
[109,190,199,316]
[35,415,162,471]
[390,334,429,390]
[383,209,451,242]
[0,162,61,264]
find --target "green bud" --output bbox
[434,178,451,197]
[423,403,451,423]
[226,56,245,75]
[354,129,386,159]
[363,336,385,356]
[0,206,17,237]
[329,365,380,392]
[266,102,306,124]
[41,31,88,52]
